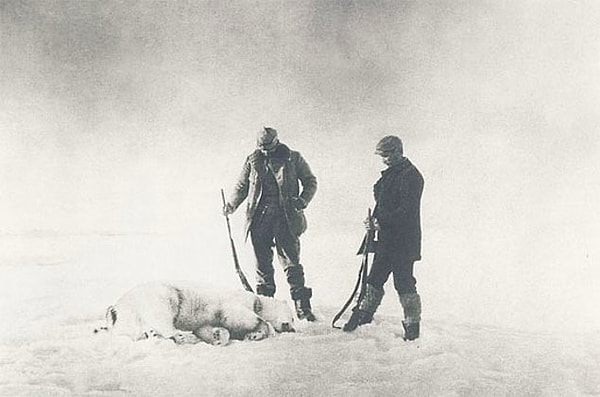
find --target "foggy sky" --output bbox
[1,1,599,330]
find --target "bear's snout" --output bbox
[280,322,295,333]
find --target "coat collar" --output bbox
[252,143,291,162]
[381,156,409,176]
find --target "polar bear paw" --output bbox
[144,329,162,339]
[211,327,231,346]
[244,321,270,342]
[170,331,201,345]
[194,326,231,346]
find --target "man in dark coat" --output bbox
[343,135,424,340]
[223,127,318,321]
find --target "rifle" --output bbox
[331,208,376,329]
[220,189,254,293]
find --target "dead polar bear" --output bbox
[98,281,295,346]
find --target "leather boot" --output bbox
[399,293,421,340]
[343,284,384,332]
[291,287,316,322]
[342,307,372,332]
[402,321,420,341]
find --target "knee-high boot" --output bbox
[399,293,421,340]
[291,287,316,322]
[343,284,384,332]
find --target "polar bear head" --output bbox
[256,296,295,333]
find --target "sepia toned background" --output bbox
[2,0,599,334]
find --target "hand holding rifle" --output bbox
[363,215,380,231]
[222,202,235,216]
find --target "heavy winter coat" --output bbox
[373,157,424,262]
[228,144,317,238]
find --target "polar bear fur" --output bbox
[99,281,295,346]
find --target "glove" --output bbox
[291,197,307,210]
[222,203,235,216]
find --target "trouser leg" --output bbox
[250,212,277,297]
[366,253,394,290]
[272,216,306,295]
[392,259,417,295]
[273,217,315,321]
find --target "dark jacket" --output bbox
[373,157,424,261]
[228,144,317,238]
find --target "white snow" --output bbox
[2,1,600,396]
[0,233,599,396]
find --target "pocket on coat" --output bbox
[288,209,307,236]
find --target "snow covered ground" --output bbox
[1,233,599,397]
[3,1,600,396]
